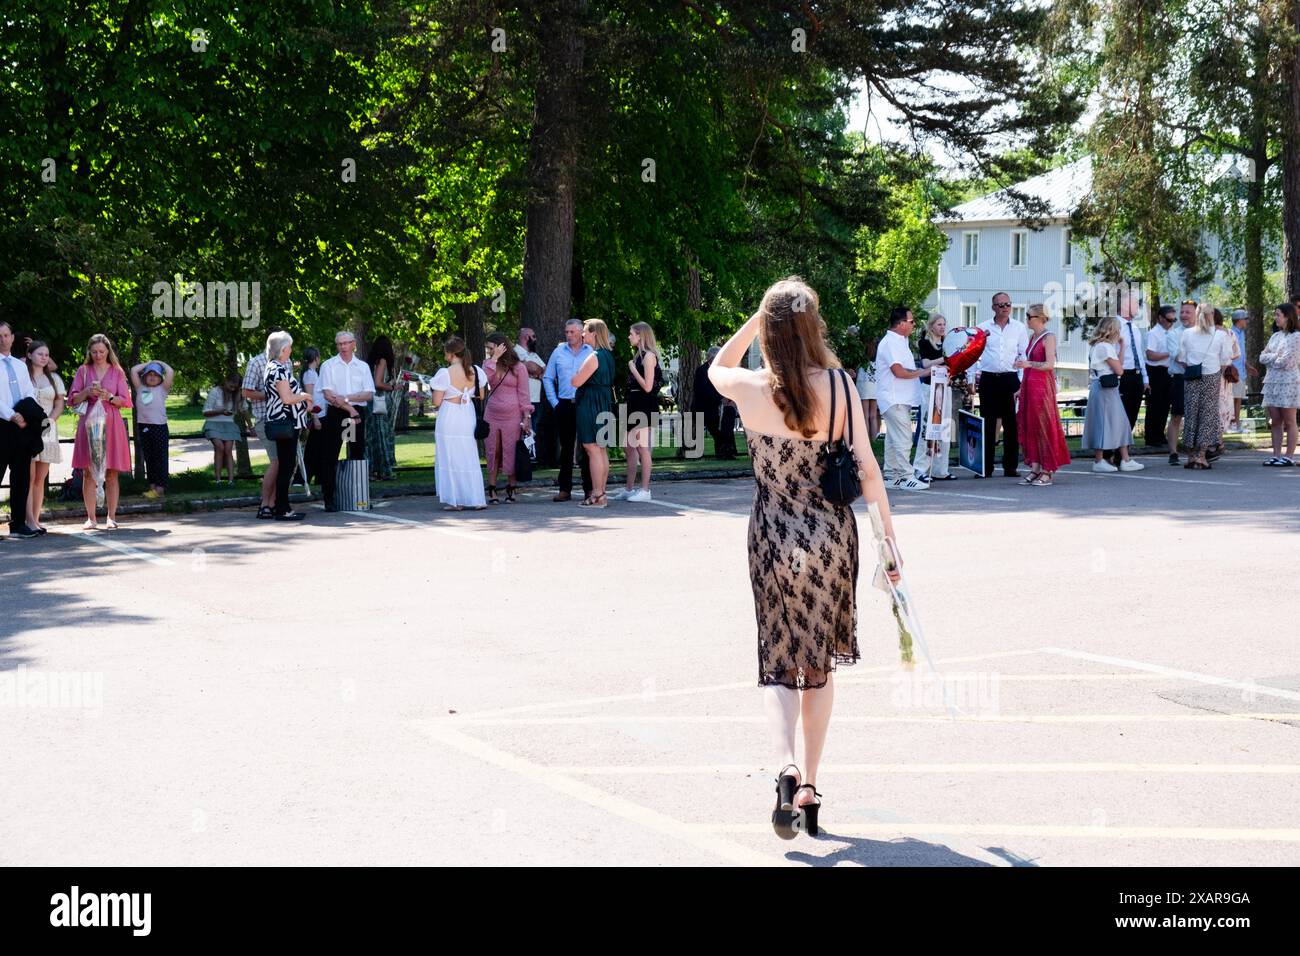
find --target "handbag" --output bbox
[472,365,490,440]
[819,368,862,506]
[1098,373,1120,388]
[372,392,388,415]
[264,414,297,440]
[1184,331,1217,382]
[514,435,534,482]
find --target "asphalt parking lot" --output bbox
[2,450,1298,866]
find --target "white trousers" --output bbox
[882,403,915,481]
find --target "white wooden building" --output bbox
[933,158,1095,390]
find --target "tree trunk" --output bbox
[519,0,587,360]
[1283,0,1300,299]
[1244,22,1271,394]
[451,297,487,366]
[677,255,702,419]
[127,331,144,481]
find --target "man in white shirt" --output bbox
[1165,300,1197,465]
[0,320,39,538]
[974,292,1029,477]
[874,307,930,490]
[1115,295,1149,457]
[1144,305,1175,452]
[318,330,375,510]
[514,327,545,435]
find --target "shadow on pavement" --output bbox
[784,834,1034,867]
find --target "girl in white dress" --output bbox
[25,341,64,533]
[432,337,488,510]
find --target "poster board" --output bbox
[957,409,987,477]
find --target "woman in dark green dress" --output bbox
[572,318,616,507]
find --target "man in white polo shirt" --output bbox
[318,330,374,511]
[875,306,930,490]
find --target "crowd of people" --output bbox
[853,290,1300,490]
[4,288,1299,534]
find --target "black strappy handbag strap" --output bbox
[826,368,854,447]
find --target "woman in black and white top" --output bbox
[262,330,313,520]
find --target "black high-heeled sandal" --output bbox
[486,484,500,504]
[772,764,801,840]
[792,783,823,836]
[505,484,517,503]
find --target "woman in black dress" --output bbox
[710,277,902,839]
[611,321,662,502]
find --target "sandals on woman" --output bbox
[1030,473,1053,486]
[577,493,608,509]
[792,783,823,837]
[1264,457,1294,467]
[486,484,500,505]
[772,764,801,840]
[504,484,517,503]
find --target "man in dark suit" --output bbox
[0,319,39,539]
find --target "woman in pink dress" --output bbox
[68,334,133,529]
[482,332,533,503]
[1014,304,1071,486]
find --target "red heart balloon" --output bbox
[941,327,988,378]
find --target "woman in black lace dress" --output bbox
[709,277,902,839]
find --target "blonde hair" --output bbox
[924,314,946,348]
[630,321,659,359]
[1088,316,1120,346]
[83,333,123,370]
[1026,303,1048,325]
[583,318,611,351]
[1195,303,1217,334]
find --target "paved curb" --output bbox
[26,466,758,520]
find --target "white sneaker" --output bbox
[1119,459,1145,472]
[606,488,630,500]
[1092,461,1119,473]
[892,476,929,491]
[626,488,652,502]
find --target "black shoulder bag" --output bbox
[819,369,862,506]
[471,365,490,439]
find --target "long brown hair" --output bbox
[756,277,838,437]
[25,340,64,395]
[486,331,519,374]
[444,335,475,382]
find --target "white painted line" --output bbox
[49,528,173,566]
[1058,467,1241,487]
[413,721,775,866]
[684,822,1300,842]
[644,498,748,516]
[548,762,1300,775]
[350,508,489,541]
[902,490,1016,502]
[837,673,1169,684]
[1040,647,1300,703]
[454,648,1045,719]
[451,712,1300,726]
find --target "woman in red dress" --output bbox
[1014,304,1071,486]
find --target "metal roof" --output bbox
[938,157,1092,225]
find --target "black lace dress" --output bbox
[747,430,860,689]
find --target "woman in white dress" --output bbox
[432,336,488,511]
[25,341,64,534]
[1260,302,1300,466]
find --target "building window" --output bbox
[960,304,978,327]
[962,231,979,268]
[1010,230,1028,269]
[1062,228,1073,267]
[1011,305,1027,323]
